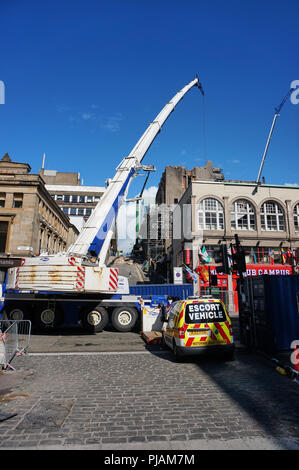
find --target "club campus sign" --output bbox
[244,265,292,276]
[209,264,292,277]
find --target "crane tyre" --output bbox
[111,307,138,332]
[81,306,109,333]
[34,303,64,329]
[4,302,31,321]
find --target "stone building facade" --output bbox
[0,154,79,259]
[143,162,225,259]
[155,161,224,206]
[172,179,299,267]
[40,168,105,233]
[170,178,299,313]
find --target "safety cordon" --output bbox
[258,349,299,384]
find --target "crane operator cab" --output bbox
[162,296,235,361]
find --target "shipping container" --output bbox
[238,275,299,353]
[129,283,193,299]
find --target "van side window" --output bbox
[175,302,183,315]
[168,302,177,320]
[167,302,179,324]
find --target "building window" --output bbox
[79,195,85,203]
[78,208,84,216]
[294,203,299,231]
[85,208,92,216]
[72,195,78,203]
[230,199,256,230]
[0,221,8,252]
[70,208,76,215]
[64,195,70,203]
[86,196,93,202]
[13,193,23,208]
[260,201,285,231]
[0,193,6,208]
[56,195,63,201]
[62,207,69,214]
[198,198,224,230]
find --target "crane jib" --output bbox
[87,167,136,257]
[67,77,202,260]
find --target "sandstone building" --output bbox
[0,154,79,260]
[172,179,299,267]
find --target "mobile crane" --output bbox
[4,77,204,332]
[255,86,295,187]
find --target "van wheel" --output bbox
[173,341,182,362]
[81,306,109,333]
[111,307,138,332]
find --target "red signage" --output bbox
[208,264,293,277]
[242,264,292,276]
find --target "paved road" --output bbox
[0,334,299,450]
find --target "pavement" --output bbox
[0,324,299,451]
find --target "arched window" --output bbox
[230,199,256,230]
[260,201,285,231]
[294,203,299,231]
[198,198,224,230]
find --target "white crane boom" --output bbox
[67,77,203,264]
[255,87,295,185]
[6,77,203,294]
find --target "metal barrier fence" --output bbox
[0,320,31,370]
[199,287,236,315]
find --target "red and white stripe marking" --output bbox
[15,259,25,289]
[15,268,20,288]
[108,268,118,291]
[75,265,85,291]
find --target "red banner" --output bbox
[185,249,191,265]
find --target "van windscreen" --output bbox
[185,302,226,323]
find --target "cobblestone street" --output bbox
[0,344,299,450]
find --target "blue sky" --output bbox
[1,0,299,199]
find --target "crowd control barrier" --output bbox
[0,320,31,370]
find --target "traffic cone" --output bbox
[294,345,299,373]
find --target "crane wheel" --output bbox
[4,302,30,321]
[81,306,109,333]
[111,307,137,332]
[34,303,64,329]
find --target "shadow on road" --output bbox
[152,342,299,450]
